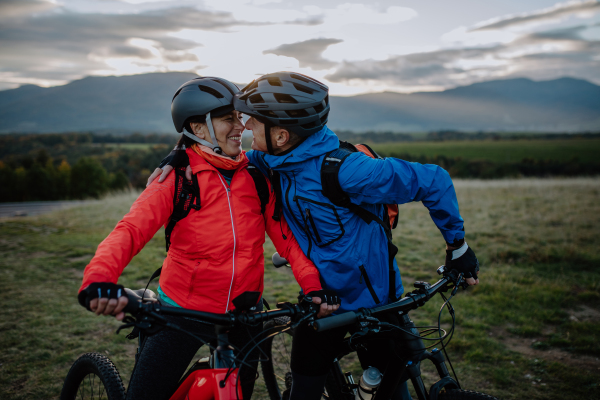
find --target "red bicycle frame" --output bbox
[170,368,243,400]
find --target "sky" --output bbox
[1,0,599,95]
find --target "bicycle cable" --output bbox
[226,325,295,400]
[438,291,460,388]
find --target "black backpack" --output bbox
[320,141,400,302]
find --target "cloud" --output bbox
[0,0,57,19]
[472,0,600,31]
[263,38,343,69]
[325,21,600,90]
[0,5,262,88]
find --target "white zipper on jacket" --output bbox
[218,174,236,313]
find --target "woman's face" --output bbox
[193,111,245,156]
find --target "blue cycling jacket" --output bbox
[247,126,464,313]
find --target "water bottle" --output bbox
[355,366,382,400]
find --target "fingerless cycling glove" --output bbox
[445,242,479,279]
[78,282,127,311]
[307,290,341,306]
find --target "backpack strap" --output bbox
[165,167,201,252]
[321,146,392,240]
[246,164,269,216]
[320,141,398,302]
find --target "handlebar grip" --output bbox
[122,296,141,315]
[272,252,289,268]
[313,311,357,332]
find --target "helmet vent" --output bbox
[249,93,266,104]
[198,85,224,99]
[286,109,309,118]
[313,103,324,113]
[320,112,329,124]
[211,79,237,95]
[172,88,183,102]
[242,80,258,92]
[267,77,283,86]
[280,119,299,125]
[258,110,278,118]
[274,93,298,104]
[292,83,314,95]
[290,73,310,83]
[324,94,329,106]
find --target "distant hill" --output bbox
[0,73,598,133]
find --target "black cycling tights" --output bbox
[126,314,262,400]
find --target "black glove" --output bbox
[445,242,479,280]
[158,148,189,169]
[307,290,341,306]
[78,282,127,311]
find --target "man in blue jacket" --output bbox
[152,72,480,400]
[232,72,479,400]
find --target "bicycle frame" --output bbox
[124,295,317,400]
[330,311,459,400]
[312,269,465,400]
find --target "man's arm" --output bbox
[338,152,464,243]
[339,153,479,285]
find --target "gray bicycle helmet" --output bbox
[171,77,240,154]
[233,72,330,139]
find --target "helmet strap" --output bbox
[264,121,275,156]
[182,131,218,149]
[182,112,225,155]
[205,112,223,155]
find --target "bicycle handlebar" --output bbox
[122,297,315,329]
[313,273,455,332]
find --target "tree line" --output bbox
[2,131,599,203]
[0,133,174,202]
[0,150,130,202]
[379,153,600,179]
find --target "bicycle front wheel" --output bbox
[438,389,499,400]
[60,352,126,400]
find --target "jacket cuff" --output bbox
[300,273,322,294]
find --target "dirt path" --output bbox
[493,305,600,370]
[0,200,94,218]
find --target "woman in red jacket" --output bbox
[77,77,338,400]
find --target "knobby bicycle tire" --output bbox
[438,389,499,400]
[60,352,126,400]
[260,316,350,400]
[261,317,295,400]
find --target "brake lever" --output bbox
[451,273,465,296]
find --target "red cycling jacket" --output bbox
[80,148,322,313]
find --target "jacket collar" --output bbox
[187,148,249,175]
[259,125,339,170]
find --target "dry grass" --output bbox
[1,178,599,399]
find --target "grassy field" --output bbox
[370,138,600,162]
[1,178,599,399]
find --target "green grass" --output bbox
[1,179,600,399]
[370,138,600,162]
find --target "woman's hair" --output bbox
[177,115,207,148]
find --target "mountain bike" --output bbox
[260,254,499,400]
[60,289,319,400]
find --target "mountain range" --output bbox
[0,72,598,133]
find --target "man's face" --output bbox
[244,116,268,152]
